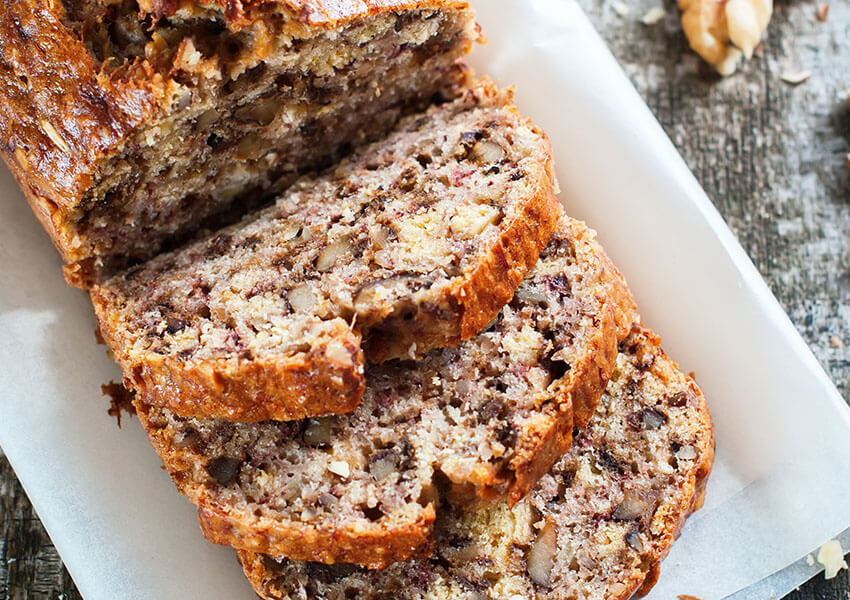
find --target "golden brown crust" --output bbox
[197,503,435,569]
[89,80,561,423]
[362,121,565,363]
[624,326,715,599]
[141,0,471,29]
[457,218,638,506]
[92,287,366,422]
[0,0,166,261]
[0,0,476,267]
[235,323,715,600]
[134,398,434,568]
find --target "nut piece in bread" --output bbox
[0,0,480,279]
[238,323,714,597]
[90,81,564,422]
[133,216,636,567]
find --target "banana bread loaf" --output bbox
[0,0,478,280]
[91,81,563,422]
[238,323,714,598]
[132,216,636,568]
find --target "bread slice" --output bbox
[90,81,563,422]
[237,323,714,598]
[132,216,636,568]
[0,0,478,279]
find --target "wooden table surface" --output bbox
[1,1,848,598]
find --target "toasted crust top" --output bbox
[138,0,470,27]
[0,0,474,217]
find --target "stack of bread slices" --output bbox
[0,1,714,598]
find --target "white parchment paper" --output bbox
[0,1,848,598]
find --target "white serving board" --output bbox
[1,1,848,598]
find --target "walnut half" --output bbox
[678,0,772,75]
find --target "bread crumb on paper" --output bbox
[815,3,829,21]
[830,335,843,349]
[677,595,704,600]
[816,540,848,579]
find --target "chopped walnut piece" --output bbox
[678,0,772,75]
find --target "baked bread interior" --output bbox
[91,81,563,422]
[0,0,479,278]
[132,216,636,568]
[237,323,714,598]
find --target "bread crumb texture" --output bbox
[91,81,563,422]
[237,323,714,599]
[133,216,637,567]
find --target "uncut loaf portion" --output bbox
[0,0,478,281]
[238,323,714,599]
[132,216,637,568]
[90,81,563,422]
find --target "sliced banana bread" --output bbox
[91,81,563,422]
[133,216,636,568]
[238,323,714,598]
[0,0,478,279]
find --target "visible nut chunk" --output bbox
[196,108,220,131]
[527,520,557,586]
[235,97,279,125]
[328,460,350,478]
[206,456,241,485]
[304,418,332,445]
[678,0,772,75]
[472,140,505,164]
[450,204,500,238]
[40,120,70,153]
[613,488,658,521]
[288,284,316,312]
[316,238,351,272]
[368,449,399,481]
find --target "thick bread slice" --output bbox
[91,81,563,422]
[238,323,714,598]
[133,216,636,568]
[1,0,479,277]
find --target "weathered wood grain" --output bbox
[1,0,848,597]
[578,0,850,598]
[1,452,82,600]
